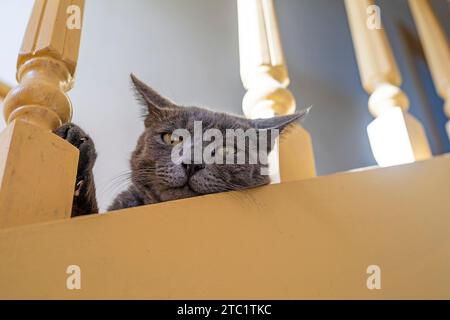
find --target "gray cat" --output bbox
[55,75,308,216]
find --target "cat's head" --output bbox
[129,74,309,203]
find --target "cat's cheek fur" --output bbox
[155,163,187,188]
[188,171,224,194]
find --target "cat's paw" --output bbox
[54,123,97,180]
[54,123,98,216]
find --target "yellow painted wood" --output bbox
[345,0,400,94]
[409,0,450,139]
[0,0,85,228]
[237,0,316,181]
[18,0,84,77]
[3,0,85,131]
[279,124,316,182]
[0,155,449,299]
[0,81,11,102]
[0,121,78,229]
[345,0,431,167]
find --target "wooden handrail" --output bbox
[409,0,450,140]
[0,0,84,229]
[345,0,431,167]
[237,0,316,182]
[1,155,450,299]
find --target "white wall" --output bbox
[1,0,448,211]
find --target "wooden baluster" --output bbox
[237,0,316,182]
[0,81,11,102]
[345,0,431,167]
[0,0,84,229]
[409,0,450,140]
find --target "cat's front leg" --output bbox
[54,123,99,217]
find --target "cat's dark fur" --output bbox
[55,75,309,216]
[54,123,98,216]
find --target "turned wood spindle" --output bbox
[0,0,84,229]
[345,0,431,167]
[409,0,450,140]
[0,81,11,102]
[2,0,84,131]
[237,0,316,182]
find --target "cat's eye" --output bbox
[161,133,183,146]
[216,146,236,158]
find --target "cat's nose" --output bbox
[182,163,205,176]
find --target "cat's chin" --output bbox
[158,185,199,202]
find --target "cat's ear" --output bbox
[252,107,311,133]
[252,107,311,153]
[130,74,176,119]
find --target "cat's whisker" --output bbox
[101,170,133,197]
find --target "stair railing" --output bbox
[0,0,447,231]
[0,81,11,102]
[0,0,84,229]
[345,0,432,167]
[408,0,450,140]
[237,0,316,182]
